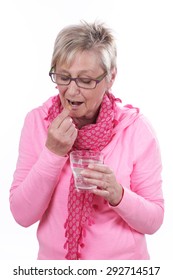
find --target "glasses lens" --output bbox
[50,74,70,84]
[56,75,70,85]
[76,78,96,89]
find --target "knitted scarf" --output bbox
[45,92,120,259]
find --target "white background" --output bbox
[0,0,172,261]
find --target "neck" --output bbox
[73,109,100,129]
[73,116,96,129]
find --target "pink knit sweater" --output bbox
[10,95,164,259]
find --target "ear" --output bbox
[107,67,117,89]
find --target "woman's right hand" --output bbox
[45,108,78,156]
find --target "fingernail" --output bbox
[88,164,94,169]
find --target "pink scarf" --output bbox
[45,92,120,259]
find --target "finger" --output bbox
[70,128,78,142]
[81,166,111,181]
[51,108,71,128]
[87,163,112,174]
[90,188,109,198]
[65,124,77,137]
[83,177,108,189]
[81,169,106,181]
[58,117,74,132]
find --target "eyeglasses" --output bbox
[49,68,107,89]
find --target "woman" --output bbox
[10,21,164,260]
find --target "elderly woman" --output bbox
[10,21,164,260]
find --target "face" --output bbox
[55,51,116,126]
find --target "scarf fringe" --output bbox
[64,211,95,259]
[65,251,81,260]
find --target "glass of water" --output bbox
[70,150,104,191]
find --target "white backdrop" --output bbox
[0,0,172,260]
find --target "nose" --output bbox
[66,80,80,96]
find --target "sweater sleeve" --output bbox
[10,110,68,227]
[110,116,164,234]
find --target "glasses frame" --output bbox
[49,67,107,89]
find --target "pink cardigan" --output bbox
[10,95,164,259]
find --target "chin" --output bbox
[69,111,85,119]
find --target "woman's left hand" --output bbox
[81,164,123,206]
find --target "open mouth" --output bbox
[67,99,84,107]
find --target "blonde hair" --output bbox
[51,21,117,73]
